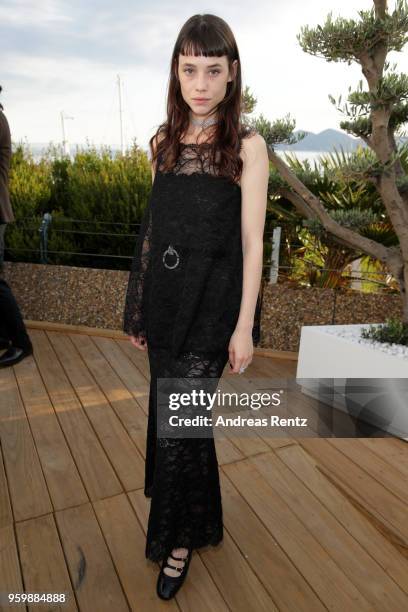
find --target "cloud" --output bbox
[0,0,72,26]
[0,1,185,66]
[3,0,407,149]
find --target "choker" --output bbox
[190,115,218,129]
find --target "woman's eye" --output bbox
[183,68,220,75]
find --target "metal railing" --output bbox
[1,213,397,291]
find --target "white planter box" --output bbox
[296,324,408,440]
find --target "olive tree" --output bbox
[254,0,408,320]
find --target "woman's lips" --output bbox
[193,98,209,104]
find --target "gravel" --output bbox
[323,325,408,359]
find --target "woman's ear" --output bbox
[228,59,238,82]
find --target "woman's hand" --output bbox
[228,327,253,374]
[130,334,148,351]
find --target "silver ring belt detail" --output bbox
[162,244,180,269]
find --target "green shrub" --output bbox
[7,141,152,269]
[361,317,408,346]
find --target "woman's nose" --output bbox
[195,75,208,91]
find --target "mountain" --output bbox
[16,130,408,159]
[275,128,408,152]
[274,129,365,152]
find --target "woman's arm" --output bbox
[228,132,269,374]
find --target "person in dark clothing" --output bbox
[122,14,269,601]
[0,86,33,367]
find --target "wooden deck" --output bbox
[0,324,408,611]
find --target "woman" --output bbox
[123,13,269,600]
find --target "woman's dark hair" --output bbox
[0,85,3,111]
[149,14,254,184]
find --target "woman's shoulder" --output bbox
[239,127,268,163]
[240,125,266,146]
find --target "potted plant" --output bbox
[296,318,408,439]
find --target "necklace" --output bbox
[190,115,218,129]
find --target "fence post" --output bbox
[269,226,281,284]
[39,212,52,263]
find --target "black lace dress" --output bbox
[123,141,262,562]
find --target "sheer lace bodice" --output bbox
[163,142,223,176]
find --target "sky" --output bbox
[1,0,407,152]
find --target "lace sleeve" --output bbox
[123,198,152,339]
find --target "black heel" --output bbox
[156,547,193,600]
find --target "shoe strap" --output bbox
[169,551,188,562]
[164,560,184,573]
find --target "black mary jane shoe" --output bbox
[156,547,193,600]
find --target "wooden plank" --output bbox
[47,331,145,491]
[55,503,129,612]
[30,330,122,501]
[25,320,127,339]
[26,320,298,360]
[257,438,299,450]
[131,483,278,612]
[128,489,230,612]
[327,438,408,505]
[214,434,246,465]
[93,494,177,611]
[0,443,13,528]
[199,529,280,612]
[0,367,52,522]
[276,443,408,597]
[299,438,408,546]
[115,338,150,384]
[214,424,270,458]
[93,335,149,418]
[224,371,298,448]
[250,353,297,378]
[242,359,303,442]
[16,514,77,611]
[127,490,150,532]
[250,450,408,611]
[13,353,88,510]
[219,470,326,611]
[223,456,374,611]
[358,438,408,477]
[252,348,298,360]
[214,378,272,458]
[0,525,25,612]
[247,358,343,438]
[68,334,148,460]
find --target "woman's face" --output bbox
[177,53,237,118]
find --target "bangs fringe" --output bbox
[179,36,228,58]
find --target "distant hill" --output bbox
[15,130,408,159]
[275,128,407,152]
[14,142,123,160]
